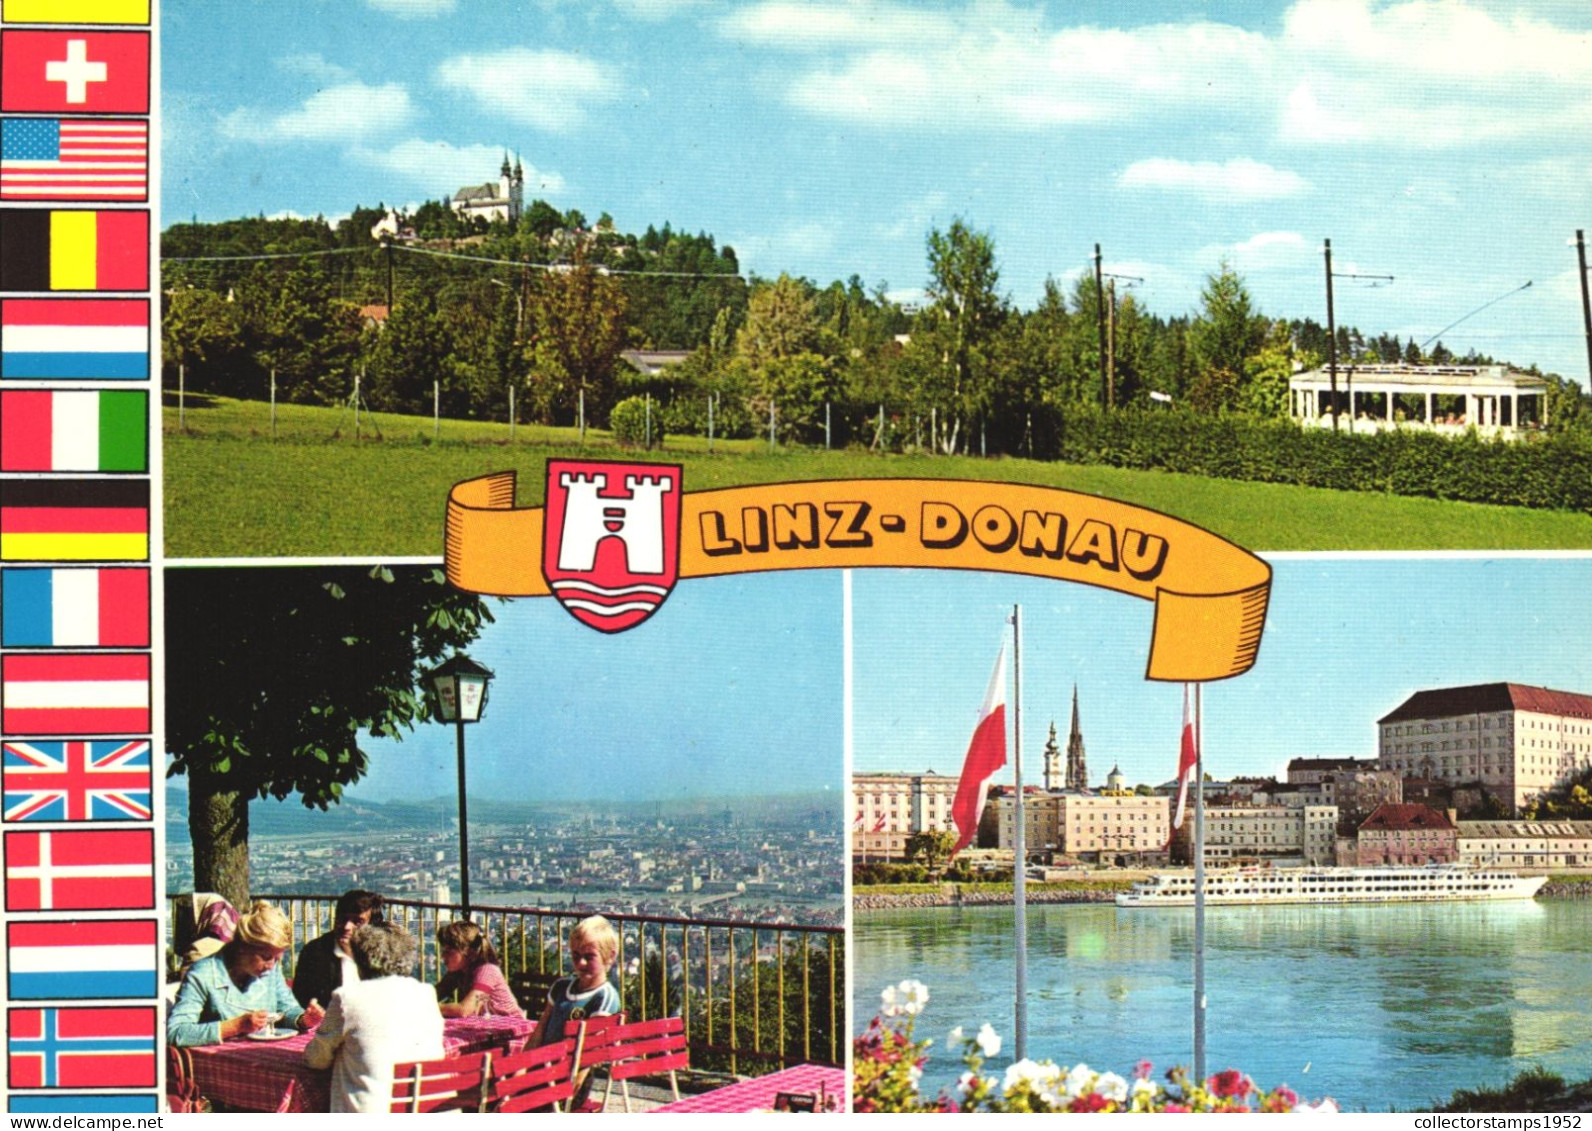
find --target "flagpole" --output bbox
[1193,681,1206,1084]
[1011,604,1028,1061]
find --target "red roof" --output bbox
[1379,683,1592,724]
[1359,803,1455,833]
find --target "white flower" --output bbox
[975,1022,1002,1057]
[879,984,901,1017]
[957,1071,977,1098]
[908,1064,923,1087]
[894,978,929,1016]
[1293,1098,1340,1114]
[946,1026,964,1047]
[1131,1077,1161,1104]
[1065,1063,1097,1097]
[1095,1071,1128,1102]
[1002,1058,1046,1093]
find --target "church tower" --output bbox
[1065,685,1088,792]
[1043,721,1062,791]
[510,153,524,224]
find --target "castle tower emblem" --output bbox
[542,459,683,633]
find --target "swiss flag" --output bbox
[0,31,150,115]
[950,646,1007,855]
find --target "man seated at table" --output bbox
[168,901,325,1046]
[304,921,444,1114]
[293,889,383,1009]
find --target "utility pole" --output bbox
[1106,278,1116,410]
[1578,230,1592,391]
[384,239,395,312]
[1324,239,1339,431]
[1094,244,1108,409]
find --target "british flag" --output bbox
[2,740,151,822]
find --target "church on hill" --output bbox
[451,153,524,225]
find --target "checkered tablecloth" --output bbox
[182,1014,534,1113]
[647,1064,846,1113]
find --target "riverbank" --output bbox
[856,874,1592,911]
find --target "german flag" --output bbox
[0,479,146,561]
[0,210,147,291]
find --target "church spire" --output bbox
[1065,684,1088,792]
[1043,720,1062,792]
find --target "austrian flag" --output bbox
[950,646,1007,855]
[6,1007,156,1089]
[3,828,155,911]
[0,653,149,735]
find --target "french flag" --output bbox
[6,920,157,1000]
[1,567,149,647]
[950,646,1007,855]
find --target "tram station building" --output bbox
[1289,363,1549,437]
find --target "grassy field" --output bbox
[163,395,1592,558]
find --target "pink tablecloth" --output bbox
[183,1014,534,1113]
[649,1064,846,1113]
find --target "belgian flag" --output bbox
[0,210,147,292]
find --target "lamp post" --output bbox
[425,654,494,917]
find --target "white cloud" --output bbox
[274,54,353,85]
[1198,231,1312,272]
[876,191,949,242]
[435,48,618,132]
[220,82,415,144]
[611,0,710,20]
[730,221,840,276]
[720,3,958,49]
[366,0,458,17]
[1118,158,1309,201]
[352,139,567,195]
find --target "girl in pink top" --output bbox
[435,920,525,1019]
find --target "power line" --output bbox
[394,243,743,280]
[1419,281,1532,351]
[163,247,368,263]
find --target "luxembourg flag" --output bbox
[950,645,1007,855]
[0,298,149,380]
[6,920,158,1000]
[1172,683,1199,830]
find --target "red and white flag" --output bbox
[950,646,1007,855]
[1172,683,1199,830]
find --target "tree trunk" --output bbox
[188,764,252,910]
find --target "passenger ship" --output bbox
[1115,864,1546,907]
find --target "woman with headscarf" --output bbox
[167,901,325,1046]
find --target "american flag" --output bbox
[2,740,151,821]
[0,118,147,200]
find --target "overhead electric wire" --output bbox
[393,243,743,280]
[162,247,369,263]
[1419,281,1533,351]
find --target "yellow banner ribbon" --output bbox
[445,471,1269,682]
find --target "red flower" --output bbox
[1133,1059,1154,1080]
[1069,1093,1111,1113]
[1209,1069,1250,1098]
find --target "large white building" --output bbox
[990,790,1169,864]
[1378,683,1592,814]
[1457,820,1592,869]
[852,771,958,860]
[1169,804,1337,866]
[452,154,525,225]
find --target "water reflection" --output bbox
[855,900,1592,1112]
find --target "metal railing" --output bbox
[168,894,843,1072]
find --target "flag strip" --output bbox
[7,920,157,999]
[4,739,152,821]
[0,209,149,291]
[0,390,146,471]
[3,829,155,911]
[2,568,149,646]
[0,31,150,115]
[950,644,1008,855]
[0,478,148,561]
[1,118,147,201]
[1,653,150,734]
[0,298,149,380]
[9,1096,160,1114]
[6,1007,157,1088]
[0,1,152,24]
[1172,683,1199,831]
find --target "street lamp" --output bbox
[425,653,494,916]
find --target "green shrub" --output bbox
[609,395,664,449]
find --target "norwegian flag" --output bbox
[7,1007,156,1089]
[3,829,153,911]
[3,739,151,821]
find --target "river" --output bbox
[853,899,1592,1112]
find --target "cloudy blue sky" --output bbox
[850,556,1592,788]
[162,0,1592,383]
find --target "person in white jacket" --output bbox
[304,921,444,1113]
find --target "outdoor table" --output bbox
[182,1014,534,1113]
[647,1064,846,1113]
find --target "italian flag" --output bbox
[950,646,1007,855]
[0,390,144,472]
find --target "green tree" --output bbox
[364,291,453,414]
[165,566,495,909]
[904,829,958,875]
[1187,260,1264,413]
[527,248,629,423]
[1240,319,1297,418]
[161,286,245,390]
[918,219,1005,451]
